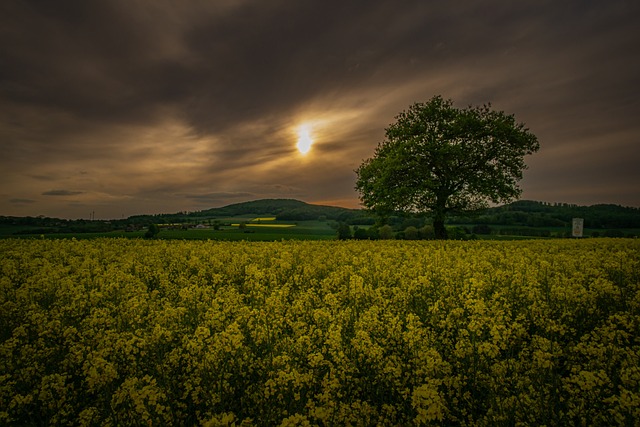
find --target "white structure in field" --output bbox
[572,218,584,238]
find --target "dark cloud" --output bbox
[9,198,36,204]
[1,0,639,218]
[42,190,84,197]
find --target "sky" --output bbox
[1,0,639,219]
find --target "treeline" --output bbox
[338,222,636,241]
[336,223,478,241]
[335,200,640,240]
[0,216,130,235]
[449,200,640,228]
[2,199,639,238]
[351,200,640,232]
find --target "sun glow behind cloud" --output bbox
[296,123,313,155]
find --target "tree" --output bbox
[353,227,369,240]
[404,226,420,240]
[144,223,160,238]
[378,224,394,240]
[337,222,352,240]
[472,224,493,235]
[355,96,539,239]
[419,225,435,240]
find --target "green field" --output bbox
[3,198,639,241]
[160,221,336,241]
[0,220,338,241]
[2,216,639,241]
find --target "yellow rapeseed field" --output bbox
[1,238,638,426]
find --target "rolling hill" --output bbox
[2,198,639,238]
[193,198,359,221]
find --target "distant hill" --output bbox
[188,198,640,230]
[195,198,308,216]
[2,198,639,238]
[451,200,640,229]
[193,198,364,222]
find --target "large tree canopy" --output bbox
[355,96,539,239]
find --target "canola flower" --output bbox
[0,238,638,426]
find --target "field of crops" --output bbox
[1,238,638,426]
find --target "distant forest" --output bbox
[1,199,639,237]
[449,200,640,229]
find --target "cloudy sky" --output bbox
[1,1,639,219]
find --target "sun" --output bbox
[296,124,313,155]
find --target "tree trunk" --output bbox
[433,207,447,240]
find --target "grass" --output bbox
[230,224,296,228]
[3,217,638,241]
[156,221,335,240]
[0,218,338,241]
[456,223,640,238]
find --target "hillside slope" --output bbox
[453,200,640,228]
[194,198,361,221]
